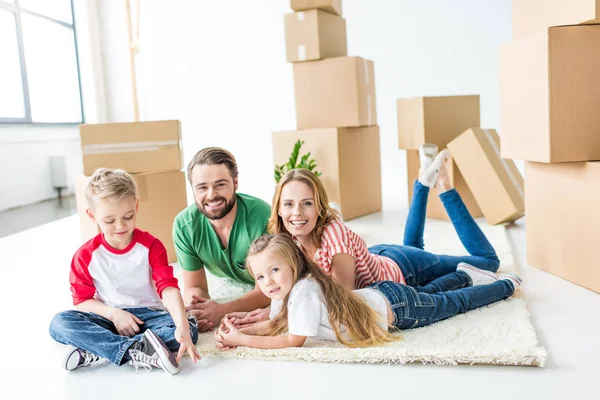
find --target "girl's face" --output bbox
[278,180,319,241]
[250,249,295,301]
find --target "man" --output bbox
[173,147,271,332]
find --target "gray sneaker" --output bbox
[64,347,108,371]
[127,329,180,375]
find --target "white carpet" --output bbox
[188,213,548,367]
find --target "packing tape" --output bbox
[297,12,305,21]
[364,58,369,85]
[83,140,179,155]
[298,45,306,61]
[482,129,524,200]
[367,94,372,126]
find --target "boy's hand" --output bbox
[111,309,144,337]
[175,326,201,363]
[225,308,269,328]
[185,295,223,333]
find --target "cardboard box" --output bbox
[499,24,600,162]
[447,128,524,225]
[291,0,342,16]
[75,171,187,263]
[512,0,600,39]
[80,120,182,175]
[284,9,347,63]
[406,150,482,220]
[397,95,480,151]
[272,126,381,220]
[526,161,600,293]
[293,56,376,129]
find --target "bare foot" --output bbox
[434,156,452,193]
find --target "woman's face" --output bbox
[278,180,319,241]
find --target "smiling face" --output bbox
[249,248,295,301]
[86,196,138,250]
[190,163,238,220]
[278,180,319,241]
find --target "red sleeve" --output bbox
[69,240,97,305]
[145,234,179,298]
[322,220,353,268]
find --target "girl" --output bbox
[215,234,519,349]
[267,145,501,294]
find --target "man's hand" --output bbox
[225,307,270,328]
[185,295,224,332]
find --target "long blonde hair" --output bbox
[268,169,339,247]
[247,234,400,348]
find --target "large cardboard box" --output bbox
[291,0,342,16]
[272,126,381,220]
[80,120,182,175]
[406,150,482,220]
[499,24,600,162]
[512,0,600,39]
[293,56,376,129]
[75,171,187,263]
[397,95,480,151]
[284,9,347,63]
[526,161,600,293]
[447,128,524,225]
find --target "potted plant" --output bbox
[274,140,322,183]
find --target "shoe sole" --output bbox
[457,263,498,281]
[64,347,81,371]
[144,330,180,375]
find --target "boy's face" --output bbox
[86,196,138,250]
[250,249,295,301]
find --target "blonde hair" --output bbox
[268,169,339,247]
[187,147,238,184]
[85,168,137,209]
[247,234,399,348]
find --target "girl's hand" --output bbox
[214,328,236,351]
[111,309,144,337]
[175,326,201,363]
[218,317,246,347]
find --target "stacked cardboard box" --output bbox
[273,0,382,220]
[76,120,186,262]
[500,1,600,292]
[396,96,524,225]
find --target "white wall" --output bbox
[0,0,105,212]
[97,0,513,210]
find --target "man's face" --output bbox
[190,164,237,220]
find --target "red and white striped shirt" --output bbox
[70,229,179,309]
[312,219,405,288]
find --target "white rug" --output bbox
[185,212,548,367]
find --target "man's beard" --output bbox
[195,194,236,220]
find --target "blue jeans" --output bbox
[369,279,515,329]
[369,181,499,293]
[49,307,199,366]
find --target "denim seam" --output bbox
[116,338,137,365]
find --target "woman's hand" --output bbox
[225,307,270,328]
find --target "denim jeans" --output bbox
[369,181,499,293]
[369,279,515,329]
[49,307,199,366]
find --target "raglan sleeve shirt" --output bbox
[145,234,179,297]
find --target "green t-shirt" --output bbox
[173,193,271,285]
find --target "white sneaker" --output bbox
[127,329,180,375]
[418,149,449,187]
[457,262,499,286]
[64,347,108,371]
[329,202,344,222]
[500,273,522,292]
[418,143,438,172]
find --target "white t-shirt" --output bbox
[269,277,389,341]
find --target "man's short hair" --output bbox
[186,147,238,183]
[85,168,137,209]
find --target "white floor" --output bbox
[1,209,599,400]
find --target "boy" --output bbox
[49,168,200,374]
